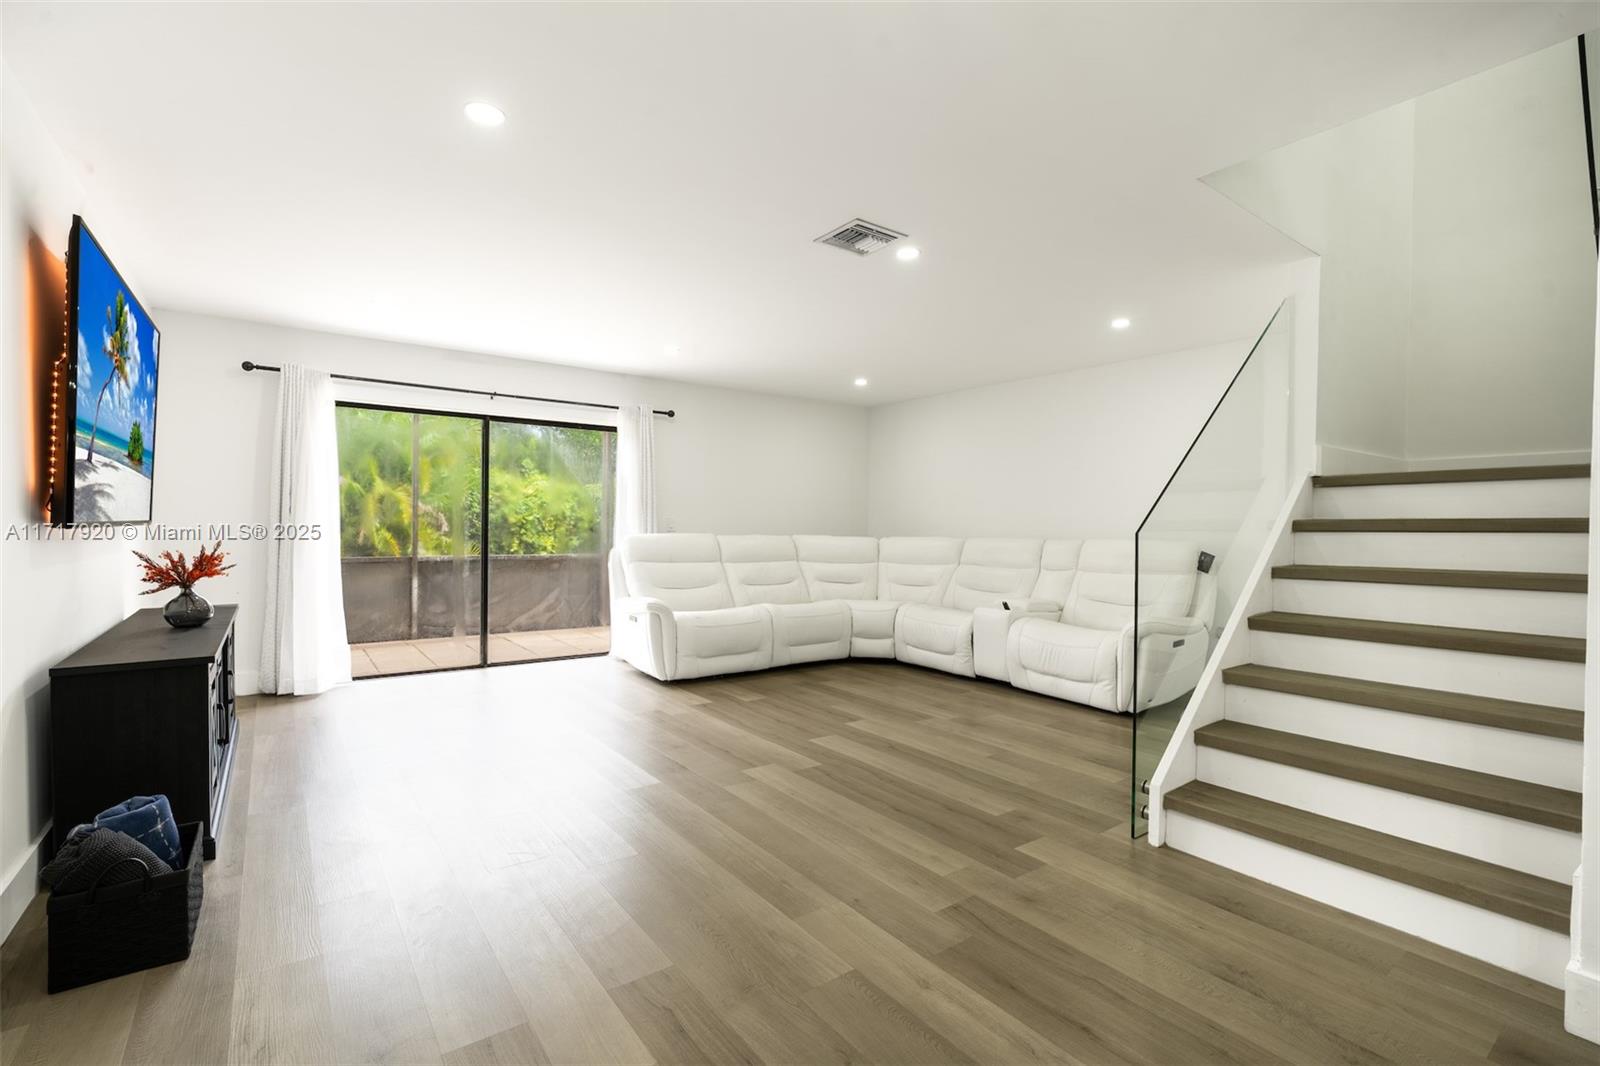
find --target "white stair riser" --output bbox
[1272,579,1586,637]
[1249,630,1584,710]
[1195,747,1580,880]
[1311,479,1589,520]
[1224,686,1583,790]
[1164,813,1571,987]
[1293,532,1588,573]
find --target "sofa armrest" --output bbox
[999,598,1062,615]
[610,596,677,681]
[972,601,1063,681]
[1115,616,1211,712]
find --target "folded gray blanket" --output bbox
[40,825,173,895]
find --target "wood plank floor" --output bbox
[2,658,1592,1064]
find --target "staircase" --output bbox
[1163,463,1588,986]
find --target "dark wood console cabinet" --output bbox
[50,605,238,860]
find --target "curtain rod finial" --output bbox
[241,360,256,371]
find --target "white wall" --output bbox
[0,70,146,938]
[1207,104,1415,469]
[1407,42,1597,466]
[151,311,870,695]
[1205,39,1597,471]
[865,340,1250,537]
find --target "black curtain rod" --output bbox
[239,360,675,417]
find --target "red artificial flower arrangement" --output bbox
[133,540,235,594]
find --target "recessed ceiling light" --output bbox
[663,344,681,357]
[1110,317,1131,330]
[463,101,506,128]
[895,246,920,262]
[853,377,869,387]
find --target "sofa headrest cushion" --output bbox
[878,537,963,604]
[946,538,1043,610]
[1065,538,1196,630]
[717,535,809,606]
[619,533,734,612]
[620,533,720,564]
[1030,539,1083,605]
[794,535,878,601]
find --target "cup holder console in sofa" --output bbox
[608,533,1215,714]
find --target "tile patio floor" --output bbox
[349,625,610,677]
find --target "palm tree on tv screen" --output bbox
[83,291,131,466]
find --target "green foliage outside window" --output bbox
[335,406,610,559]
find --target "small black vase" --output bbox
[163,589,214,629]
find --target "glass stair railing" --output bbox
[1131,300,1297,836]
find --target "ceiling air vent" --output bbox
[815,218,907,256]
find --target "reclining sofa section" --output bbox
[608,533,1215,714]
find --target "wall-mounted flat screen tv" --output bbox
[61,216,160,525]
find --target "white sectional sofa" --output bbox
[608,533,1215,714]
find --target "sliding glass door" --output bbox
[486,421,615,664]
[335,403,614,678]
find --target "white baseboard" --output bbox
[1405,449,1591,471]
[1317,443,1407,476]
[1568,866,1600,1043]
[1567,960,1600,1043]
[1,826,49,943]
[1315,443,1590,476]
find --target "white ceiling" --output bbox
[4,2,1595,405]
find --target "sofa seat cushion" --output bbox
[672,606,773,680]
[971,601,1062,682]
[895,604,976,677]
[845,599,900,659]
[766,600,851,666]
[1006,617,1120,711]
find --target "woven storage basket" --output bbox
[47,822,204,993]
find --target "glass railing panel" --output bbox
[1131,300,1295,836]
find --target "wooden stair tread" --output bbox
[1292,517,1588,533]
[1193,721,1581,831]
[1270,564,1586,594]
[1312,464,1590,488]
[1221,664,1583,740]
[1247,611,1585,663]
[1164,782,1571,931]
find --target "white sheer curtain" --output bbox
[259,364,351,695]
[615,403,657,539]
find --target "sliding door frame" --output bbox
[335,399,617,679]
[482,412,617,670]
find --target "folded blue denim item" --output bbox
[93,795,182,867]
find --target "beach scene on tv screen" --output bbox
[72,232,158,523]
